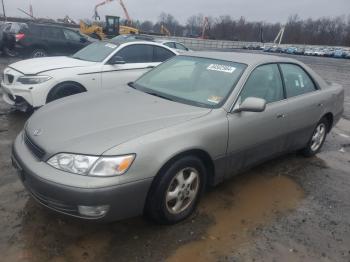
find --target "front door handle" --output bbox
[277,114,286,118]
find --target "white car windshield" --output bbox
[134,56,246,108]
[72,42,119,62]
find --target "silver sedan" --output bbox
[12,52,344,224]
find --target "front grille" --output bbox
[24,132,46,160]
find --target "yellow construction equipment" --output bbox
[80,20,105,40]
[92,0,138,35]
[160,24,171,36]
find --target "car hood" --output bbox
[25,87,211,157]
[9,56,96,75]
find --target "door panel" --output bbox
[279,63,324,150]
[41,27,67,55]
[101,44,158,89]
[226,63,288,176]
[283,92,324,150]
[63,29,86,54]
[227,102,289,175]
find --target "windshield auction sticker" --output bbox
[207,64,236,73]
[105,43,117,49]
[207,96,223,104]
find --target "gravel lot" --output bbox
[0,53,349,262]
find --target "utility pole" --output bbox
[1,0,6,20]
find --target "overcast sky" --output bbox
[4,0,350,24]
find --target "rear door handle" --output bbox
[277,114,286,118]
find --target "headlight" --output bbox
[47,153,135,177]
[89,155,135,176]
[17,75,52,85]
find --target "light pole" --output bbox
[1,0,6,20]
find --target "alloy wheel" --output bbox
[310,123,326,151]
[165,167,200,214]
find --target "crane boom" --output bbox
[118,0,131,24]
[201,16,209,39]
[93,0,132,24]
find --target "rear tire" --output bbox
[3,46,18,57]
[145,156,207,224]
[301,118,329,157]
[46,82,85,103]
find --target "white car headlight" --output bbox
[47,153,135,177]
[17,75,52,85]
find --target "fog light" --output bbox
[78,205,109,217]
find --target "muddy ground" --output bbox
[0,53,349,262]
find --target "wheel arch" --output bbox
[46,81,87,103]
[143,148,216,215]
[321,112,334,132]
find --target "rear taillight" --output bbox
[15,33,25,42]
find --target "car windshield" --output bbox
[72,42,119,62]
[133,56,246,108]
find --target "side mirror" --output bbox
[235,97,266,113]
[108,56,126,65]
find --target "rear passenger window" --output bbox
[153,46,175,62]
[175,43,188,51]
[164,42,176,48]
[116,44,153,63]
[280,64,316,98]
[63,29,81,41]
[41,27,64,39]
[239,64,284,104]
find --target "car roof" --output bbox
[182,51,297,65]
[155,39,180,44]
[105,40,179,53]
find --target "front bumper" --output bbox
[12,133,153,222]
[1,81,34,108]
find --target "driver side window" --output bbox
[115,44,153,63]
[239,64,284,104]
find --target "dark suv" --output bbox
[3,22,90,58]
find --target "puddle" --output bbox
[167,175,304,262]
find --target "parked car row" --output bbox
[0,21,91,58]
[0,21,191,59]
[262,45,350,59]
[1,34,345,224]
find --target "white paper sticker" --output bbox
[207,96,223,104]
[105,43,117,49]
[207,64,236,73]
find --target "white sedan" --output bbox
[1,40,177,111]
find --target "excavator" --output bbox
[160,24,171,36]
[80,0,138,39]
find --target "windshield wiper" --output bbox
[145,91,174,101]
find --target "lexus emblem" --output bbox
[33,129,43,136]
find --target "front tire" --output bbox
[31,48,47,58]
[301,118,329,157]
[145,156,207,224]
[46,82,85,103]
